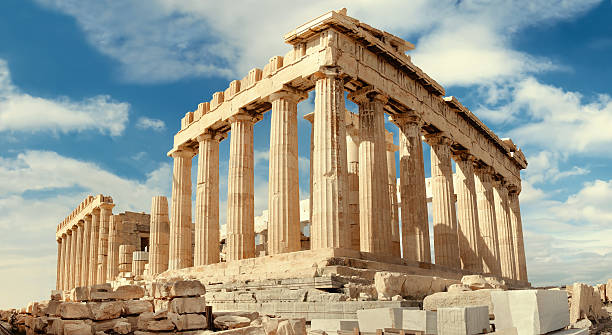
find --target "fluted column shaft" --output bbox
[453,153,483,273]
[107,215,121,281]
[392,115,430,263]
[69,229,77,289]
[81,215,92,287]
[426,134,460,269]
[88,209,100,285]
[494,181,517,279]
[65,231,72,290]
[150,196,170,274]
[74,222,83,287]
[304,113,315,229]
[226,114,256,261]
[474,167,502,276]
[56,238,62,290]
[311,67,350,249]
[268,91,303,255]
[508,189,528,281]
[386,138,401,257]
[195,133,222,265]
[169,150,195,270]
[346,126,361,251]
[97,203,114,284]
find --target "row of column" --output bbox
[56,203,115,291]
[167,66,527,281]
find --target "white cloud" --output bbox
[0,59,129,136]
[136,117,166,131]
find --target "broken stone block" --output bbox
[93,317,129,333]
[215,315,252,330]
[288,318,306,335]
[137,312,175,331]
[114,285,145,300]
[436,306,489,335]
[461,275,493,290]
[122,300,153,315]
[51,290,63,301]
[88,301,124,321]
[448,284,472,293]
[356,307,417,333]
[58,302,92,320]
[569,283,607,323]
[169,312,208,331]
[374,272,405,299]
[484,277,507,290]
[401,310,437,334]
[113,321,131,334]
[491,290,569,335]
[277,320,294,335]
[154,280,206,299]
[71,287,90,302]
[169,296,206,314]
[423,289,498,316]
[214,311,260,322]
[64,322,93,335]
[606,279,612,303]
[310,319,359,335]
[595,284,606,303]
[548,329,589,335]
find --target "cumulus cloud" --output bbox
[0,59,129,136]
[136,117,166,131]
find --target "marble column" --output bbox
[304,113,315,228]
[81,215,92,287]
[56,238,62,290]
[74,221,83,287]
[386,134,401,257]
[97,203,114,284]
[88,208,100,285]
[346,124,361,251]
[508,187,528,281]
[65,231,72,290]
[226,113,256,261]
[494,180,517,279]
[169,149,195,270]
[391,114,430,263]
[268,90,304,255]
[150,196,170,274]
[107,215,121,281]
[311,67,350,249]
[70,227,78,288]
[195,132,222,265]
[453,152,483,273]
[425,133,460,269]
[474,166,502,276]
[61,234,68,290]
[350,88,392,254]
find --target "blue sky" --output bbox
[1,0,611,308]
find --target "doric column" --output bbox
[508,186,528,281]
[194,132,222,265]
[453,152,483,273]
[349,87,392,255]
[226,113,256,261]
[425,133,460,269]
[169,149,195,270]
[97,203,114,284]
[70,227,78,289]
[391,113,430,263]
[386,133,401,257]
[81,215,92,287]
[304,113,315,228]
[474,166,502,276]
[311,67,350,249]
[56,237,62,290]
[74,221,84,287]
[88,208,100,285]
[493,179,517,279]
[65,231,72,290]
[107,215,122,281]
[150,196,170,274]
[346,122,361,251]
[267,90,305,255]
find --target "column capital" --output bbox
[77,220,84,227]
[389,112,423,127]
[57,237,62,243]
[473,163,495,175]
[228,111,257,124]
[196,130,225,143]
[84,214,92,222]
[91,207,100,215]
[71,225,79,231]
[424,132,452,146]
[61,233,67,238]
[269,86,308,103]
[452,150,476,162]
[492,176,508,189]
[348,86,389,105]
[171,148,196,159]
[66,229,73,235]
[303,112,314,124]
[99,203,115,211]
[312,66,343,79]
[507,184,521,195]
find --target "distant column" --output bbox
[61,234,68,291]
[226,113,256,261]
[310,67,350,249]
[453,152,483,273]
[386,133,401,257]
[493,179,517,279]
[508,186,528,281]
[56,238,62,290]
[169,149,195,270]
[81,215,92,287]
[304,113,315,228]
[350,87,391,255]
[149,196,170,274]
[267,90,305,255]
[97,203,114,284]
[74,222,84,287]
[425,133,460,269]
[391,113,430,263]
[195,132,222,265]
[88,208,100,285]
[346,123,361,251]
[107,215,122,281]
[65,231,72,290]
[119,245,136,274]
[474,166,502,276]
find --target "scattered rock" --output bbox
[215,315,252,330]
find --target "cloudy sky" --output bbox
[1,0,611,308]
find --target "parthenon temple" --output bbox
[55,8,529,303]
